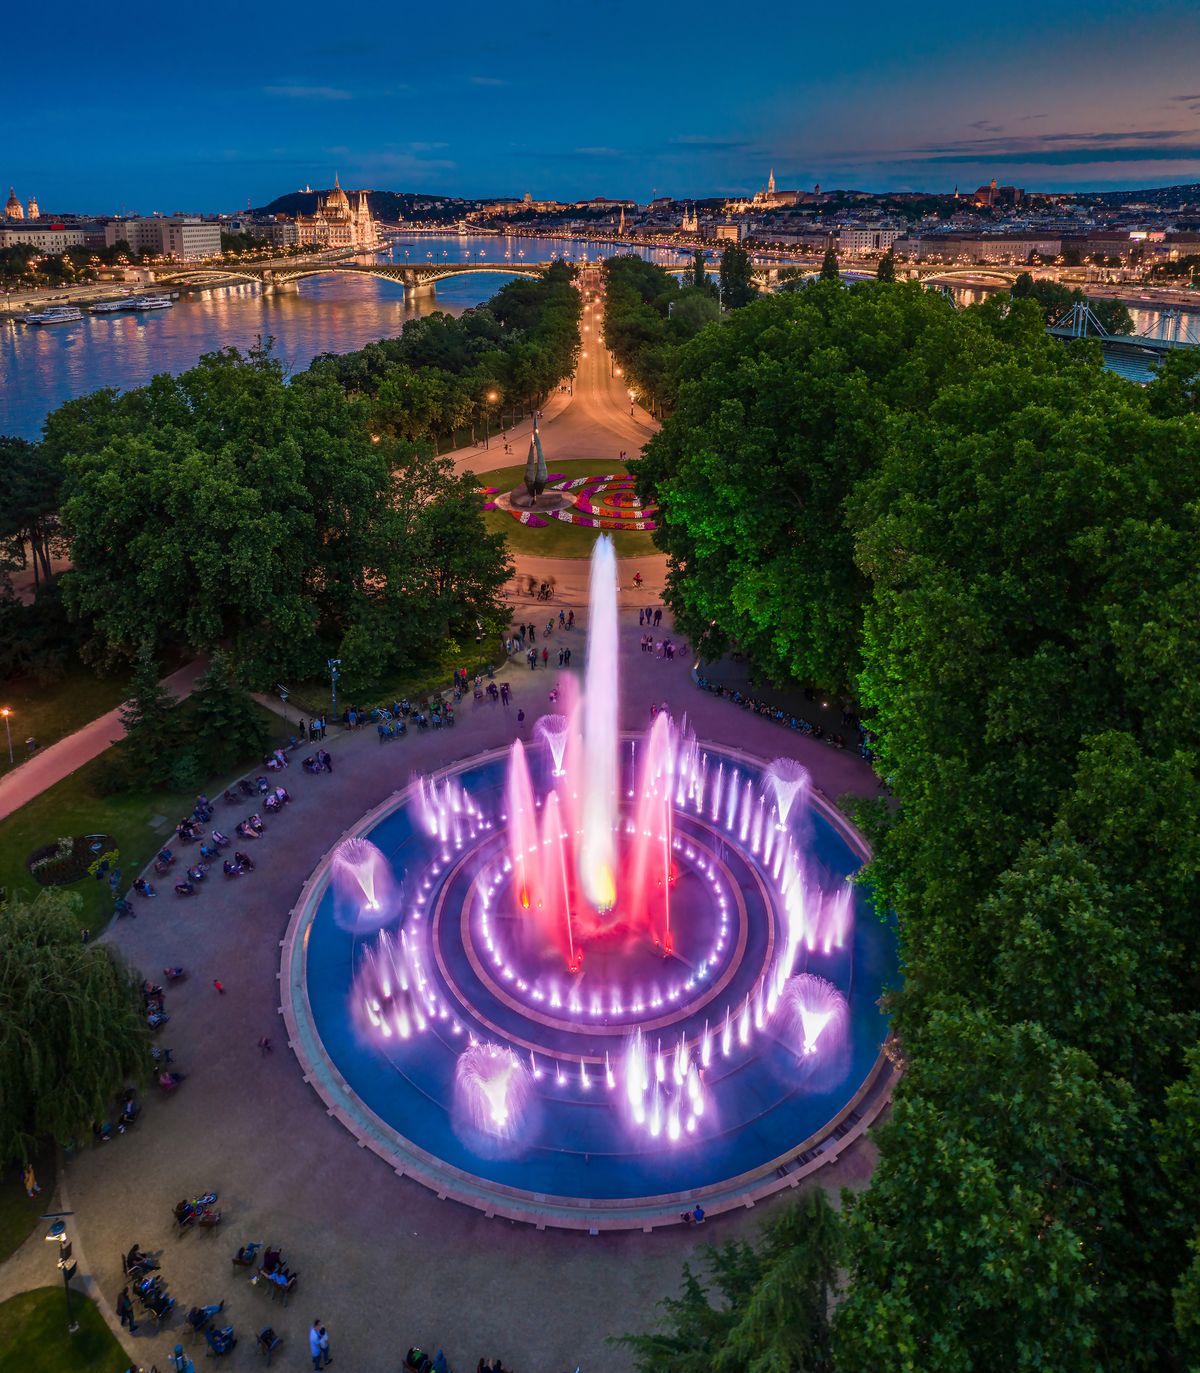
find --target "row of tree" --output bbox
[307,260,582,448]
[633,282,1200,1369]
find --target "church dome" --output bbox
[325,172,350,215]
[6,186,24,219]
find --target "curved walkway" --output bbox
[0,659,207,824]
[46,615,883,1373]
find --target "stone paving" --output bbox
[50,605,884,1373]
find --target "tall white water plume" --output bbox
[578,535,620,911]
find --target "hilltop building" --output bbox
[295,174,379,249]
[681,204,699,233]
[973,178,1025,209]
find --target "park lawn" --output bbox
[0,704,281,938]
[0,1151,53,1264]
[467,459,659,560]
[0,667,130,780]
[0,1288,127,1373]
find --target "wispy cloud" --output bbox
[670,134,751,149]
[969,119,1004,133]
[469,76,507,87]
[574,146,623,157]
[264,84,352,101]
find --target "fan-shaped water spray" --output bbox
[766,757,811,831]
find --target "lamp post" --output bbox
[1,707,11,765]
[327,659,341,723]
[42,1215,78,1333]
[484,391,498,449]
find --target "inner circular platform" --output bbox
[282,739,898,1229]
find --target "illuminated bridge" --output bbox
[146,257,556,294]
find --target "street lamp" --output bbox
[328,659,341,723]
[484,391,499,448]
[43,1216,79,1333]
[1,707,11,765]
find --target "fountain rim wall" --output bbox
[279,735,899,1232]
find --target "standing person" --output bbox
[319,1323,332,1367]
[541,647,549,667]
[528,649,536,671]
[639,609,645,626]
[117,1286,139,1334]
[567,609,575,629]
[310,1320,323,1371]
[564,647,572,666]
[22,1162,40,1197]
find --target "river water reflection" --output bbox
[0,234,694,439]
[2,233,1194,438]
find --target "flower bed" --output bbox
[510,474,658,532]
[26,834,115,887]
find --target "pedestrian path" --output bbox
[0,659,207,824]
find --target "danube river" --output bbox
[0,234,690,439]
[1,232,1194,438]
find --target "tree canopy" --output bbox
[628,272,1200,1369]
[0,890,147,1165]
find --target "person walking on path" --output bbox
[117,1287,139,1334]
[541,647,549,667]
[22,1162,41,1196]
[319,1324,332,1367]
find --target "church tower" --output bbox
[27,195,39,220]
[618,206,625,235]
[768,167,776,195]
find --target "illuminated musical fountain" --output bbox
[286,537,897,1227]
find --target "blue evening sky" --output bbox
[5,0,1200,212]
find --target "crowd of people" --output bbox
[694,676,873,758]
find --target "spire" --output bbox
[768,167,776,194]
[334,170,341,190]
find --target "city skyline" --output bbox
[5,0,1200,211]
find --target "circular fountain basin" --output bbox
[282,741,898,1230]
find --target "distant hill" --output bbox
[252,189,472,223]
[1084,183,1200,206]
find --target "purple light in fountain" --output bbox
[767,757,811,831]
[774,973,849,1058]
[331,837,398,931]
[454,1041,534,1141]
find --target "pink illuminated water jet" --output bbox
[767,758,810,831]
[774,973,849,1059]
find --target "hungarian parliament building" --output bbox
[295,174,380,249]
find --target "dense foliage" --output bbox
[51,351,508,691]
[632,284,1200,1369]
[618,1190,842,1373]
[307,259,581,444]
[601,255,721,415]
[0,890,147,1165]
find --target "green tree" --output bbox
[188,651,270,774]
[819,245,839,281]
[637,285,1016,692]
[618,1189,842,1373]
[691,248,707,290]
[0,890,147,1165]
[117,645,181,787]
[718,243,757,310]
[0,437,63,595]
[875,249,896,283]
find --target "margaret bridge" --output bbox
[144,254,1197,357]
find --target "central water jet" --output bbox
[578,535,619,911]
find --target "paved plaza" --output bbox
[53,606,882,1373]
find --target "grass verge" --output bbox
[0,1150,54,1265]
[467,459,658,559]
[0,1288,127,1373]
[0,668,130,781]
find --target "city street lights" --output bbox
[1,707,11,765]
